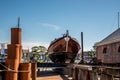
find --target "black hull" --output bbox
[49,52,77,63]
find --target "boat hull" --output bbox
[48,31,80,63]
[49,52,77,63]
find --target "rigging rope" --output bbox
[0,63,11,70]
[0,63,30,72]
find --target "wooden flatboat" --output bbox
[48,30,80,63]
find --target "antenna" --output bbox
[118,12,119,28]
[18,17,20,28]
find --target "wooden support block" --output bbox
[4,59,19,80]
[19,63,31,80]
[7,44,22,60]
[11,28,22,44]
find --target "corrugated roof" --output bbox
[95,28,120,46]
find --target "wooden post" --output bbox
[7,28,22,60]
[86,71,90,80]
[74,67,79,80]
[4,27,22,80]
[31,63,37,80]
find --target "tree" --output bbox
[89,46,96,57]
[89,49,95,57]
[31,45,47,62]
[39,46,47,54]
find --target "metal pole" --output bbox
[118,12,119,28]
[81,32,84,63]
[18,17,20,28]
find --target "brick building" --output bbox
[95,28,120,64]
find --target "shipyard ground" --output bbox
[36,68,69,80]
[35,64,120,80]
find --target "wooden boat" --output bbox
[48,30,80,63]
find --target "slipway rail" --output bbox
[37,63,70,68]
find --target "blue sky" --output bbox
[0,0,120,51]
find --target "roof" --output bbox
[95,28,120,46]
[83,51,90,56]
[22,49,29,54]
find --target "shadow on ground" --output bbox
[37,69,68,80]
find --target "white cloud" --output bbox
[22,41,49,51]
[41,23,61,31]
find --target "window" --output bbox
[103,47,107,54]
[118,46,120,53]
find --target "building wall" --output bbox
[96,42,120,63]
[96,46,102,61]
